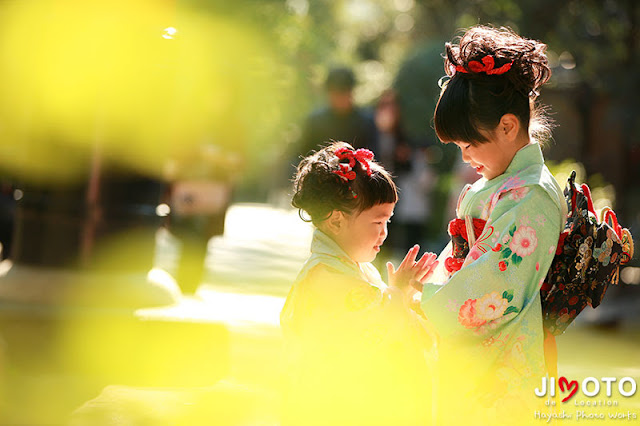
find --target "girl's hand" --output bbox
[386,245,438,292]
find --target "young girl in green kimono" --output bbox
[281,142,438,425]
[421,26,566,423]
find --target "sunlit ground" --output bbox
[85,203,315,425]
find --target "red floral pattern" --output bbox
[455,55,513,75]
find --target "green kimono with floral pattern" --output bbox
[421,143,566,421]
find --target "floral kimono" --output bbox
[421,143,566,421]
[280,229,433,426]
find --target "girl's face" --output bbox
[332,202,395,263]
[453,118,528,180]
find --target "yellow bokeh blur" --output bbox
[0,0,286,183]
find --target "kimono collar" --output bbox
[310,228,358,268]
[504,142,544,176]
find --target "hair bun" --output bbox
[445,26,551,97]
[291,142,397,224]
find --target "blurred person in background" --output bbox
[164,143,241,295]
[0,178,15,261]
[374,89,435,258]
[297,66,378,158]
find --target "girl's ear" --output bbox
[499,113,520,141]
[324,210,346,235]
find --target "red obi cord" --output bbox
[445,217,487,274]
[448,217,486,241]
[444,257,464,273]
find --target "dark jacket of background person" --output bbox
[374,90,435,255]
[297,66,378,157]
[0,179,15,260]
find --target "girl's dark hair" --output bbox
[292,141,397,225]
[434,26,552,145]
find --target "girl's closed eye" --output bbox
[454,142,470,151]
[375,215,393,225]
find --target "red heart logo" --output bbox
[558,376,578,402]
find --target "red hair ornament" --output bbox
[332,147,374,182]
[455,55,513,76]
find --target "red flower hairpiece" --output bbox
[455,55,513,76]
[333,147,374,182]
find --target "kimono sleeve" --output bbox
[420,185,562,340]
[284,263,433,353]
[281,264,384,341]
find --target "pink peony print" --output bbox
[501,176,526,192]
[509,226,538,257]
[509,187,529,202]
[535,214,547,226]
[468,247,482,261]
[458,299,486,329]
[488,176,526,211]
[475,291,509,321]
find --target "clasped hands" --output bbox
[386,245,438,296]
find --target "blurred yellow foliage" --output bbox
[0,0,285,183]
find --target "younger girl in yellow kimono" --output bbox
[421,26,566,423]
[280,142,437,425]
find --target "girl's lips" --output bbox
[475,165,484,173]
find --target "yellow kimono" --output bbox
[281,229,433,426]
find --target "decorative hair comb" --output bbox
[333,147,374,199]
[332,147,374,182]
[455,55,512,75]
